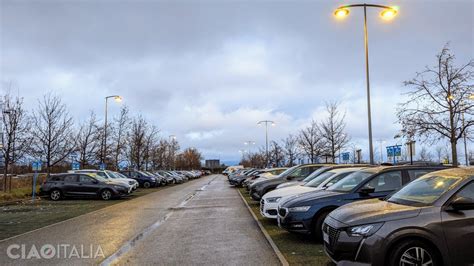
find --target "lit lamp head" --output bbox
[380,7,398,20]
[114,96,123,102]
[271,122,276,126]
[334,8,350,18]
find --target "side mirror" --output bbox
[359,186,375,195]
[286,176,295,181]
[448,196,474,211]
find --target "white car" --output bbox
[260,167,367,219]
[73,169,139,191]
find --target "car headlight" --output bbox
[347,223,383,237]
[266,197,281,203]
[288,206,311,212]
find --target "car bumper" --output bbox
[260,199,278,219]
[323,216,385,265]
[277,207,313,234]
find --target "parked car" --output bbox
[323,167,473,266]
[249,164,327,201]
[40,173,132,200]
[261,167,367,219]
[72,169,138,190]
[277,165,447,240]
[243,168,288,189]
[120,170,159,188]
[276,164,370,189]
[229,169,260,186]
[141,171,168,186]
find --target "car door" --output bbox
[78,175,100,196]
[358,170,403,199]
[441,181,474,265]
[62,174,80,196]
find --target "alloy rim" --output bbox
[102,190,112,200]
[51,190,60,200]
[400,247,433,266]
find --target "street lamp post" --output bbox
[257,120,275,167]
[334,4,398,165]
[103,95,122,166]
[244,140,256,153]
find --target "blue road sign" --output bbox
[342,152,350,161]
[99,163,106,170]
[71,162,80,170]
[32,161,42,171]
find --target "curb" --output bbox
[237,189,290,266]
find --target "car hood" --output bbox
[276,181,303,189]
[281,190,344,207]
[329,199,421,226]
[263,185,318,200]
[106,180,129,186]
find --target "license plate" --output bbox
[323,232,329,244]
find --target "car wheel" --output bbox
[143,181,151,188]
[100,189,113,200]
[389,239,441,266]
[172,179,176,184]
[312,211,330,241]
[50,189,62,201]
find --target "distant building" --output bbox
[205,159,220,169]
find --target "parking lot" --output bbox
[0,175,281,265]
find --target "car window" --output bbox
[63,175,78,183]
[407,169,432,181]
[95,172,107,178]
[79,175,95,183]
[49,175,63,181]
[364,171,402,192]
[323,172,353,188]
[456,182,474,201]
[305,171,336,187]
[328,171,373,192]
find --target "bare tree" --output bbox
[110,106,131,170]
[283,134,299,167]
[319,102,350,162]
[397,45,474,166]
[76,111,101,168]
[240,149,266,168]
[269,140,285,167]
[31,93,76,174]
[128,115,147,169]
[143,125,159,170]
[175,147,202,170]
[435,146,444,163]
[418,146,433,162]
[1,93,31,191]
[298,120,325,163]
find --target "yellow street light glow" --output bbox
[114,96,123,102]
[334,8,350,18]
[469,94,474,100]
[447,94,454,101]
[380,8,397,20]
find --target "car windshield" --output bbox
[328,171,374,192]
[387,175,461,206]
[302,167,329,182]
[115,172,129,179]
[278,165,300,178]
[304,171,337,188]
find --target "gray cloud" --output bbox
[1,0,473,162]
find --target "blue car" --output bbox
[277,165,447,240]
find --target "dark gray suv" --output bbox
[323,168,474,266]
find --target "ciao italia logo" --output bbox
[6,244,105,260]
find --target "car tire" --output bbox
[389,239,441,266]
[143,181,151,188]
[312,211,331,241]
[50,189,62,201]
[100,189,113,200]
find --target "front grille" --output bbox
[278,207,287,217]
[323,223,340,249]
[267,209,277,216]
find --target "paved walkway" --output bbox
[0,175,280,265]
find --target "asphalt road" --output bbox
[0,175,280,265]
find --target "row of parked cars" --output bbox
[40,169,208,201]
[226,164,474,266]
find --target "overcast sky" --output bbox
[1,0,473,163]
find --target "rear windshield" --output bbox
[304,171,336,188]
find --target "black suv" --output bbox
[277,165,447,240]
[40,173,131,201]
[120,170,159,188]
